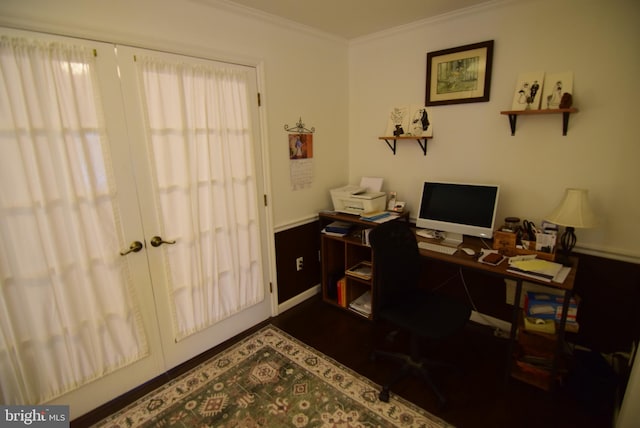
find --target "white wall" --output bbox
[0,0,350,230]
[349,0,640,261]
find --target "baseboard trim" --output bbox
[277,284,321,314]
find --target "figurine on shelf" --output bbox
[559,92,573,109]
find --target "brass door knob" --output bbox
[150,236,176,247]
[120,241,143,256]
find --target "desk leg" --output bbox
[506,279,523,386]
[550,290,572,392]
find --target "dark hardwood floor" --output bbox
[73,295,616,427]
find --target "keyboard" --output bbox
[417,241,458,255]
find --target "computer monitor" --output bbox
[416,181,500,246]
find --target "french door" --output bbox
[0,29,272,418]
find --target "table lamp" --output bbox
[546,188,597,266]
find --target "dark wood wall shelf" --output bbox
[378,136,431,155]
[500,108,578,136]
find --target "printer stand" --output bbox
[319,211,409,319]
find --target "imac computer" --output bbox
[416,181,500,247]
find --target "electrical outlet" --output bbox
[296,256,303,271]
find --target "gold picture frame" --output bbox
[425,40,494,106]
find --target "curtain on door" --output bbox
[0,36,147,404]
[137,55,264,341]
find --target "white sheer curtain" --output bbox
[0,36,147,404]
[137,55,264,340]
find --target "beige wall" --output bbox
[0,0,351,231]
[3,0,637,259]
[349,0,640,261]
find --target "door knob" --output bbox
[150,236,176,247]
[120,241,143,256]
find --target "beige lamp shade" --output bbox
[546,188,597,228]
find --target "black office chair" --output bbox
[369,220,471,407]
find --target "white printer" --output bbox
[330,185,386,215]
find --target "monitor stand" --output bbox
[441,232,463,247]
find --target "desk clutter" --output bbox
[524,291,578,332]
[319,210,581,392]
[494,217,558,261]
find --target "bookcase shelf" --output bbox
[511,310,569,390]
[500,108,578,136]
[378,136,431,155]
[319,211,409,319]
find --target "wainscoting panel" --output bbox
[274,220,321,304]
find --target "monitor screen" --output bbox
[416,181,500,246]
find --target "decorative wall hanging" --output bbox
[384,105,433,138]
[285,117,315,191]
[425,40,494,106]
[284,117,315,134]
[541,72,573,110]
[511,72,545,110]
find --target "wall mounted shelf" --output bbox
[500,108,578,136]
[378,136,431,156]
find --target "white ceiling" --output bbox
[222,0,493,39]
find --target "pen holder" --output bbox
[493,231,556,261]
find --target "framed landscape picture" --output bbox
[425,40,494,106]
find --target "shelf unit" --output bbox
[378,136,431,155]
[319,211,408,319]
[511,311,568,390]
[500,108,578,136]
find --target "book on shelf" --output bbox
[322,228,348,237]
[361,228,373,246]
[346,261,372,280]
[324,221,352,234]
[336,277,347,307]
[349,290,372,317]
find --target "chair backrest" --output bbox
[369,220,422,311]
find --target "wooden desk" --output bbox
[318,212,578,391]
[416,233,578,391]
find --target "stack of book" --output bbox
[349,290,372,317]
[359,211,400,223]
[524,291,579,332]
[507,258,569,283]
[322,221,351,237]
[345,261,372,280]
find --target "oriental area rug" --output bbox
[93,325,452,428]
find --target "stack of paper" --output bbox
[346,261,372,280]
[360,211,391,221]
[507,259,565,282]
[349,290,372,317]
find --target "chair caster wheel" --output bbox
[378,388,390,402]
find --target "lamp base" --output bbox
[556,252,574,267]
[557,226,577,266]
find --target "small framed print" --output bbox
[425,40,494,106]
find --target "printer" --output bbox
[330,185,386,215]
